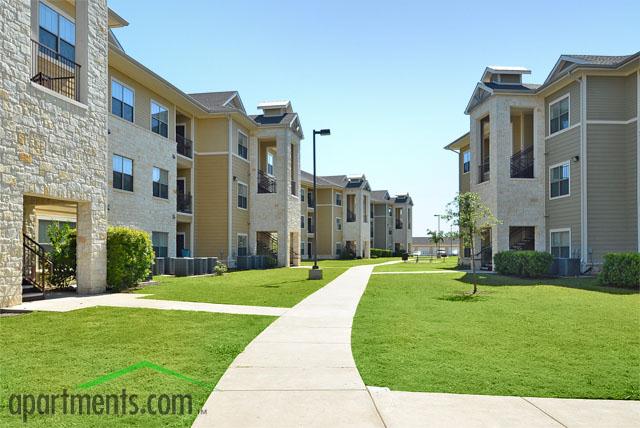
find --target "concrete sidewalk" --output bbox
[6,293,288,316]
[193,265,386,427]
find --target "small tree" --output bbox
[426,229,445,260]
[444,192,499,294]
[47,222,77,288]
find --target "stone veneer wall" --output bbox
[107,116,177,257]
[0,0,109,307]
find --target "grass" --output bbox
[0,307,273,427]
[352,272,640,399]
[374,256,459,272]
[135,267,347,308]
[301,257,400,268]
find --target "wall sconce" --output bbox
[572,155,580,162]
[233,176,237,181]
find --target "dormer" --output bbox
[257,100,293,117]
[481,66,531,85]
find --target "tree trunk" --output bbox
[470,241,477,295]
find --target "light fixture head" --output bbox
[315,129,331,136]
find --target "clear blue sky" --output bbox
[108,0,639,235]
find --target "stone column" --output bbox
[1,194,24,307]
[76,201,107,294]
[22,196,37,238]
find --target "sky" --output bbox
[108,0,639,235]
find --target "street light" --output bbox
[309,129,331,280]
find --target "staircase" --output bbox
[478,246,493,271]
[256,232,278,267]
[22,233,51,301]
[509,227,535,251]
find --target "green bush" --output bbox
[214,262,228,276]
[494,251,553,278]
[371,248,393,258]
[47,222,77,288]
[107,226,154,291]
[598,253,640,289]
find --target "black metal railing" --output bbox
[176,134,193,159]
[307,197,315,208]
[308,223,315,234]
[23,233,53,293]
[177,193,192,214]
[479,158,490,183]
[395,220,403,230]
[31,39,81,102]
[258,170,276,193]
[291,181,297,196]
[347,210,356,222]
[510,146,534,178]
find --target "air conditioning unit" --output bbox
[552,258,580,276]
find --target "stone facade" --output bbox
[107,115,177,257]
[0,0,109,307]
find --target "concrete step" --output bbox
[22,291,45,302]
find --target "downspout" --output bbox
[579,73,589,270]
[227,115,233,267]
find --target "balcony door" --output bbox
[177,177,185,195]
[176,124,186,138]
[176,233,185,257]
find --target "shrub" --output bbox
[107,226,154,291]
[494,251,553,278]
[371,248,393,258]
[214,262,228,276]
[598,253,640,289]
[47,222,77,288]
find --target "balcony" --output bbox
[31,39,81,102]
[395,220,403,230]
[177,193,192,214]
[510,146,534,178]
[258,170,276,194]
[291,181,297,196]
[176,134,193,159]
[308,223,315,234]
[479,158,490,183]
[347,210,356,223]
[307,196,315,208]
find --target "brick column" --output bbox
[76,201,106,294]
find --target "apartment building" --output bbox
[370,191,414,253]
[446,53,639,270]
[0,0,304,307]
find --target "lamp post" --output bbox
[309,128,331,280]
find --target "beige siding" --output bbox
[587,123,637,262]
[545,125,582,255]
[232,156,250,237]
[625,73,638,119]
[587,76,634,121]
[545,81,580,136]
[316,205,332,255]
[195,118,227,153]
[194,155,228,258]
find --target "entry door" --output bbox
[176,234,185,257]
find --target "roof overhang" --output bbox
[444,132,470,152]
[481,66,531,82]
[108,8,129,28]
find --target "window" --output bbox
[363,196,368,222]
[39,2,76,61]
[153,167,168,199]
[549,96,569,135]
[336,217,342,231]
[111,80,134,122]
[550,162,570,198]
[238,131,248,160]
[301,241,305,256]
[267,152,275,176]
[237,182,248,209]
[152,232,168,258]
[237,234,248,257]
[151,101,168,137]
[408,208,412,229]
[307,191,314,207]
[308,216,313,233]
[335,192,342,206]
[463,247,471,258]
[336,242,342,256]
[550,230,570,258]
[301,191,305,202]
[112,154,133,191]
[463,150,471,173]
[300,216,305,228]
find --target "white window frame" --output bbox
[237,181,248,210]
[237,130,249,160]
[549,161,570,200]
[266,150,275,177]
[548,93,570,136]
[335,192,343,206]
[150,99,169,138]
[301,241,305,256]
[549,228,571,259]
[236,233,248,257]
[336,217,342,231]
[38,1,76,58]
[110,78,135,122]
[463,150,471,174]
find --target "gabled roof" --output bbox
[465,81,538,114]
[249,112,303,139]
[300,171,346,188]
[371,190,391,203]
[394,194,413,205]
[542,52,640,87]
[481,66,531,82]
[189,91,246,113]
[444,132,470,152]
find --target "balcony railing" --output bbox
[479,158,490,183]
[510,146,534,178]
[308,224,315,234]
[347,210,356,222]
[177,193,192,214]
[258,170,276,194]
[395,220,403,230]
[308,197,315,208]
[31,39,81,102]
[291,181,297,196]
[176,134,193,159]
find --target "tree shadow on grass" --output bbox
[454,273,638,295]
[437,292,487,303]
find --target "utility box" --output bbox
[175,257,194,277]
[552,258,580,276]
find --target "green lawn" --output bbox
[352,272,639,399]
[301,257,400,268]
[0,307,273,427]
[374,256,459,272]
[135,267,347,308]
